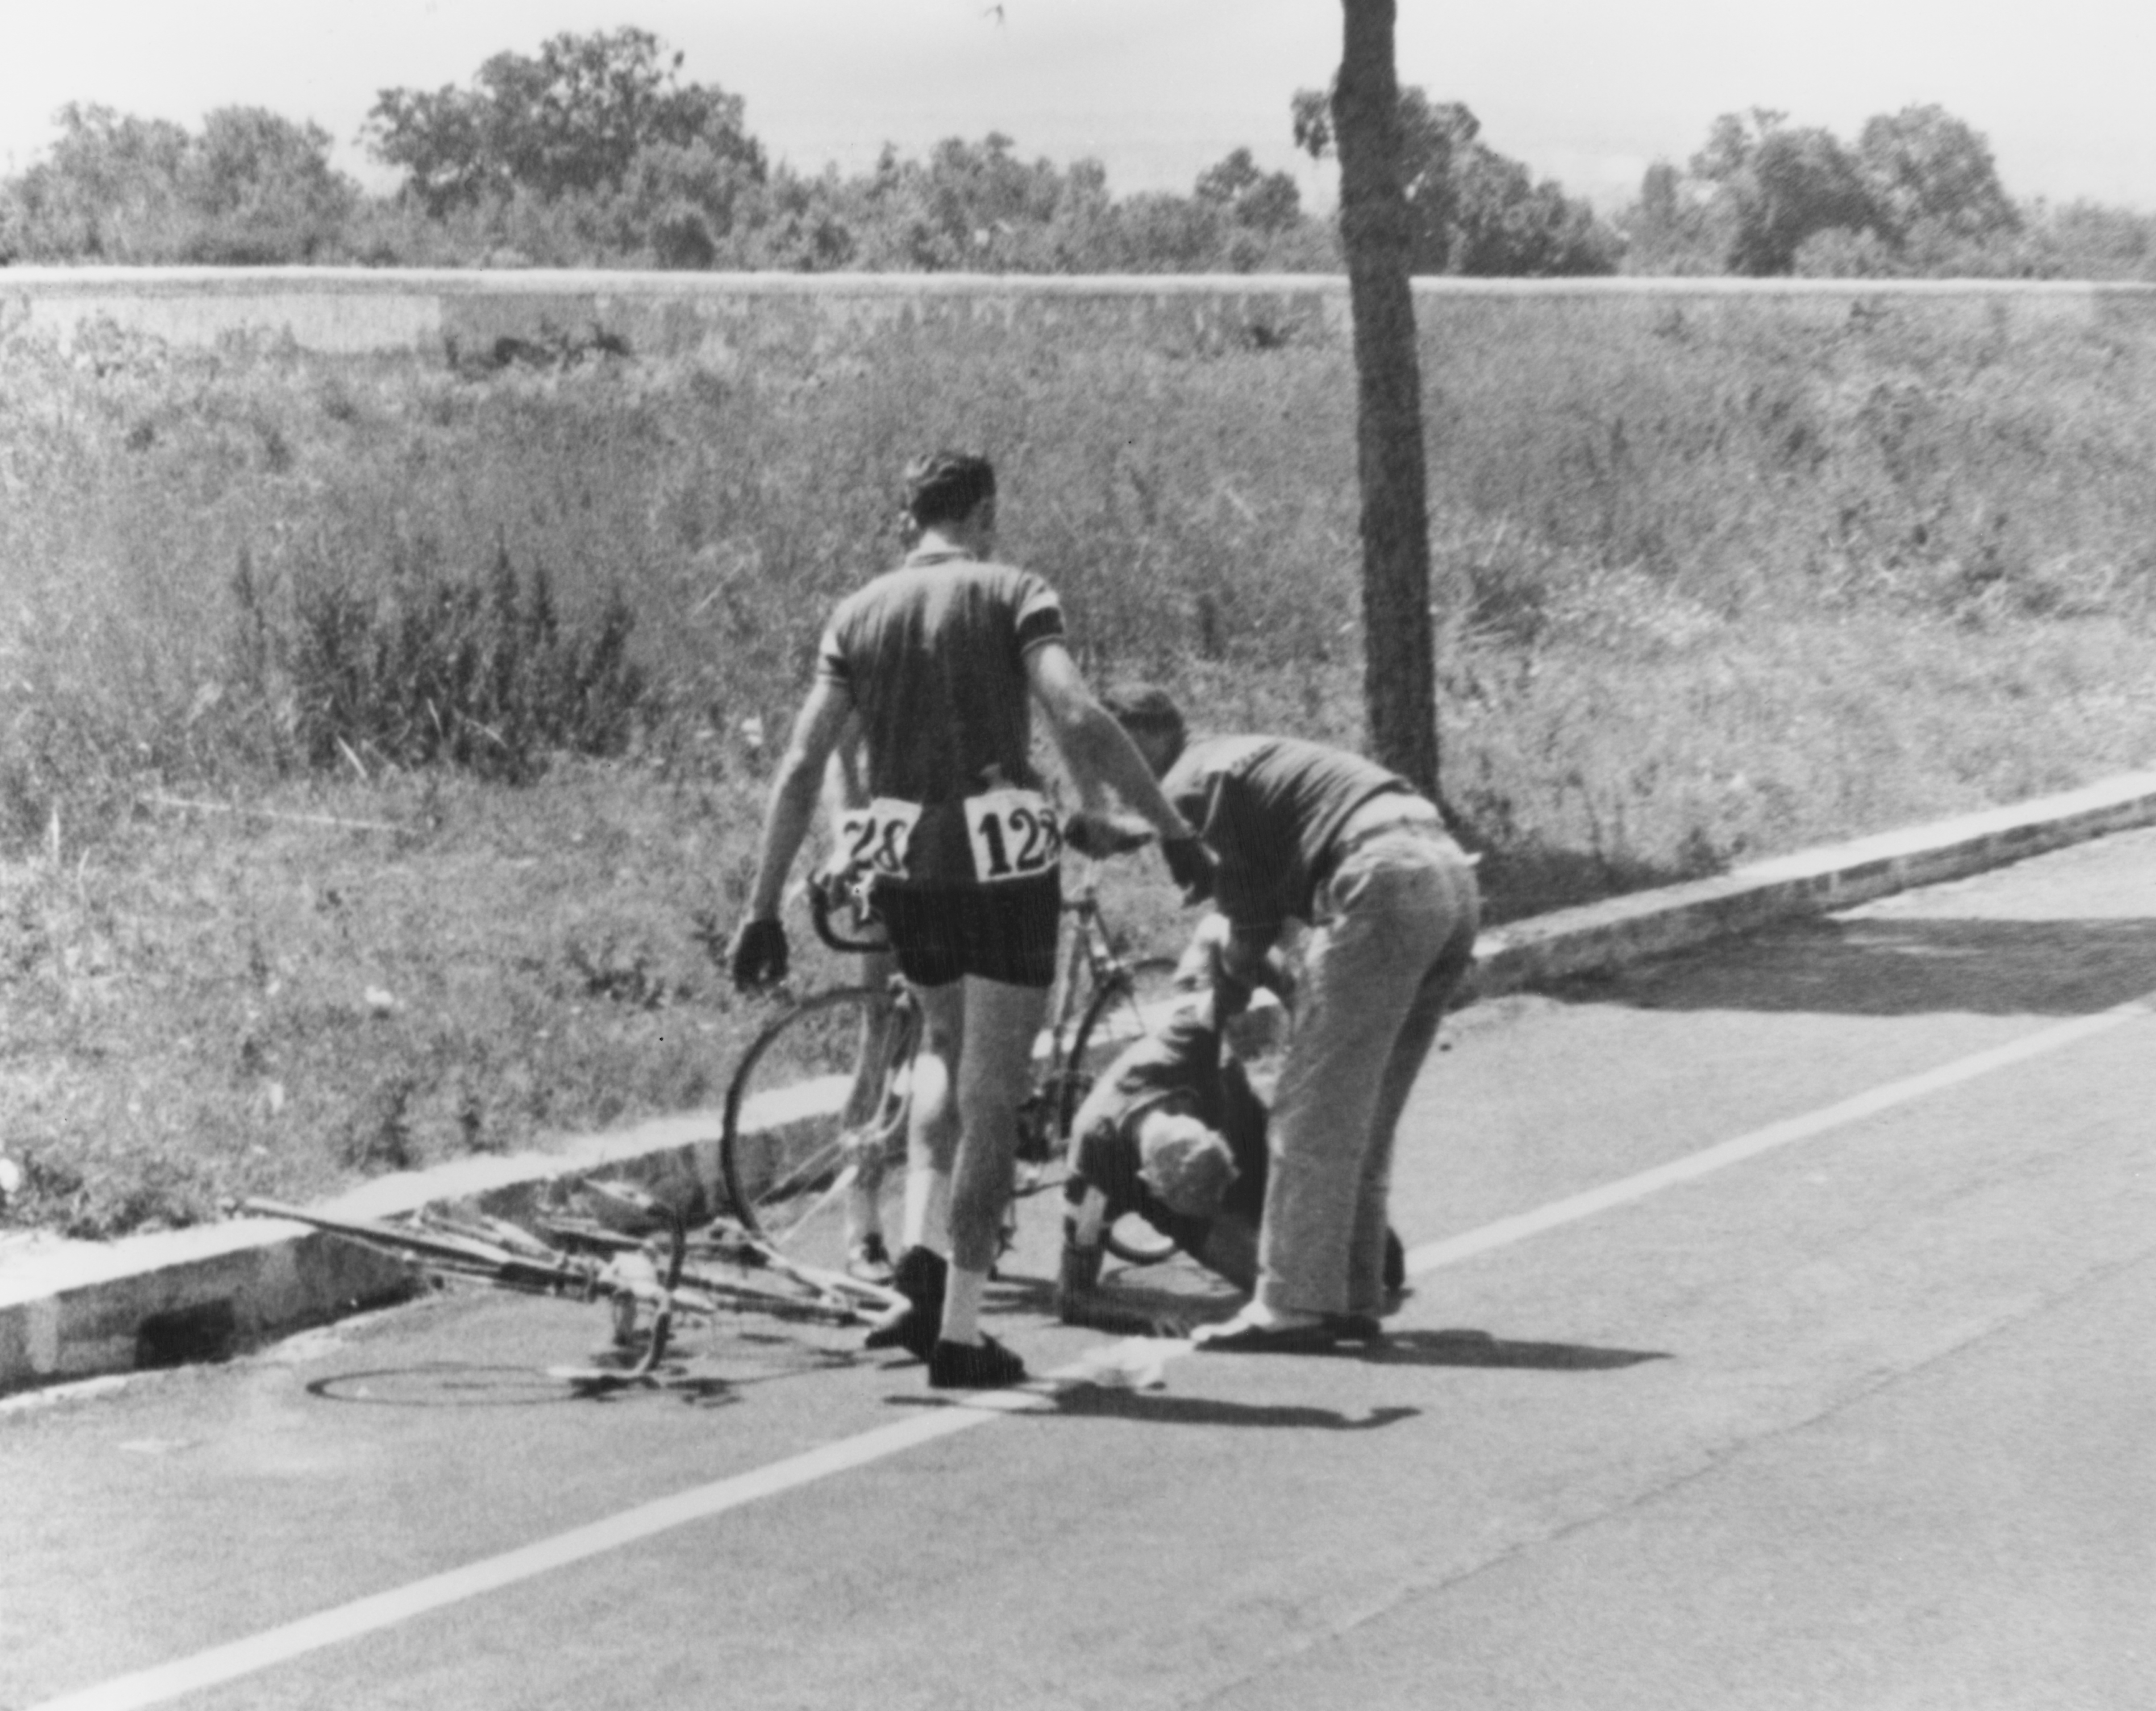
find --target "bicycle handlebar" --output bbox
[808,869,891,954]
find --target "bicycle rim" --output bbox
[720,985,910,1278]
[1064,957,1186,1266]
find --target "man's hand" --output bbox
[728,917,789,990]
[1161,836,1216,905]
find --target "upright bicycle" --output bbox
[719,850,1183,1283]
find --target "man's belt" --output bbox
[1312,795,1448,890]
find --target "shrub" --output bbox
[229,541,649,782]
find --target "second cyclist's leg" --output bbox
[902,977,961,1256]
[844,953,906,1278]
[861,976,962,1353]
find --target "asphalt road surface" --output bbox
[6,826,2154,1711]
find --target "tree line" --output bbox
[1,28,2150,279]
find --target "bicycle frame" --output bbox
[748,847,1181,1265]
[1041,857,1120,1041]
[238,1184,903,1394]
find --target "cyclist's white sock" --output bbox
[905,1168,952,1255]
[940,1266,988,1345]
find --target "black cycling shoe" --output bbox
[928,1335,1027,1390]
[864,1246,947,1360]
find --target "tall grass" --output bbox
[7,294,2156,885]
[4,292,2156,1235]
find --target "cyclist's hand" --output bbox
[1161,835,1216,905]
[1064,811,1152,860]
[728,917,789,990]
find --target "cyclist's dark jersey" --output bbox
[817,546,1065,885]
[1159,735,1416,939]
[1066,1002,1268,1250]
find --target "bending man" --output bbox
[1104,686,1479,1352]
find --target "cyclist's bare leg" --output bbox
[940,973,1049,1345]
[903,979,964,1254]
[844,951,903,1257]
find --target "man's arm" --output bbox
[1023,642,1192,843]
[822,727,869,822]
[1177,910,1281,1019]
[745,677,857,921]
[1215,922,1280,1014]
[1055,1186,1190,1337]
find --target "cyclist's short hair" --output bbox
[1136,1111,1236,1220]
[901,451,997,528]
[1102,682,1186,762]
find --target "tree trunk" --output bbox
[1333,0,1438,800]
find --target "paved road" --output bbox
[6,827,2154,1711]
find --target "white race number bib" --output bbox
[965,789,1062,883]
[837,797,921,880]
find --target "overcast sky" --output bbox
[2,0,2153,213]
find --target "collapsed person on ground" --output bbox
[1056,914,1407,1339]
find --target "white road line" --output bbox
[35,990,2153,1711]
[1406,991,2152,1275]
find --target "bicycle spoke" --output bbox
[722,985,910,1282]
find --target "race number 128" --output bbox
[966,789,1061,882]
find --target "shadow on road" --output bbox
[1353,1329,1669,1371]
[1539,917,2156,1019]
[1046,1392,1420,1431]
[890,1388,1420,1430]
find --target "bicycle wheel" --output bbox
[720,984,911,1279]
[1061,957,1186,1266]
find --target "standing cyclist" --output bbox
[728,453,1211,1388]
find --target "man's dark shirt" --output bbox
[817,547,1065,885]
[1158,735,1416,939]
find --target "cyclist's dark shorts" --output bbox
[874,876,1060,989]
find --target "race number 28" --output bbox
[966,789,1061,882]
[839,798,920,879]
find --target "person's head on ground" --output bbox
[900,450,997,554]
[1101,682,1186,775]
[1134,1109,1236,1219]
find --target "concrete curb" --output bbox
[1467,768,2156,997]
[5,768,2154,1397]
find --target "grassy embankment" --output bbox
[3,292,2154,1237]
